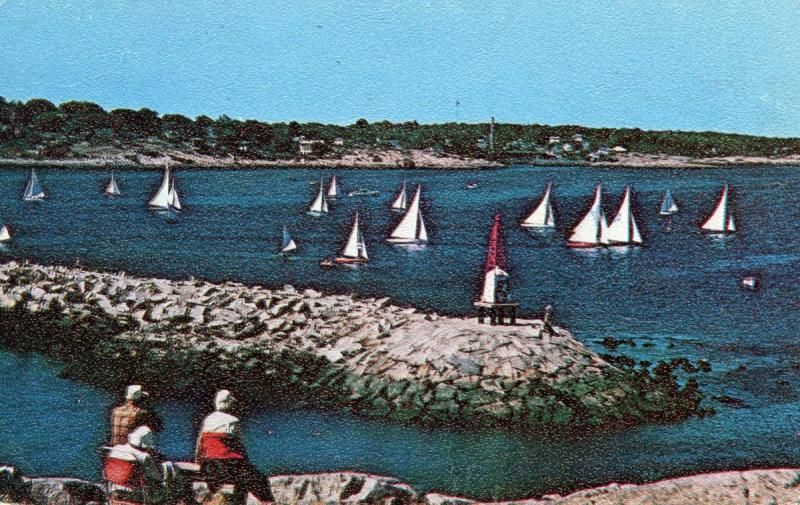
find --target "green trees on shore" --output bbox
[1,95,798,160]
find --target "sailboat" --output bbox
[659,189,678,216]
[327,175,339,199]
[478,213,510,304]
[390,180,407,211]
[280,225,298,255]
[567,184,609,248]
[701,184,735,234]
[333,212,368,264]
[387,185,428,244]
[521,182,556,228]
[148,164,182,211]
[105,172,121,197]
[606,186,643,246]
[307,179,329,215]
[0,224,11,242]
[22,169,46,201]
[168,179,182,211]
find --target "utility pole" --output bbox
[489,117,495,153]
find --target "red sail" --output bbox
[483,212,507,274]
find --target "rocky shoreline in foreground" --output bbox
[0,261,705,429]
[2,465,798,505]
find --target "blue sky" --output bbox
[1,1,799,136]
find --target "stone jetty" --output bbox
[2,466,798,505]
[0,261,703,428]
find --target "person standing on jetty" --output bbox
[105,426,183,505]
[196,390,273,505]
[111,385,164,446]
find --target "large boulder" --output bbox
[269,472,419,505]
[27,478,105,505]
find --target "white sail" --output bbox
[418,212,428,241]
[168,180,182,211]
[701,184,733,233]
[522,183,555,228]
[308,180,329,214]
[481,267,509,304]
[659,189,678,215]
[327,175,338,197]
[358,230,368,260]
[388,185,427,243]
[105,173,121,196]
[606,187,643,245]
[23,169,45,201]
[148,166,172,208]
[281,226,298,253]
[568,184,608,246]
[391,181,407,210]
[341,213,367,259]
[0,225,10,242]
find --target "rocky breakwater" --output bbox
[0,261,704,428]
[3,466,800,505]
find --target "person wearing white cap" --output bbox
[196,390,273,504]
[111,385,164,446]
[104,426,182,505]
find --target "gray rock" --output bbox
[269,472,418,505]
[27,478,105,505]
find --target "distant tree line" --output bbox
[1,95,798,160]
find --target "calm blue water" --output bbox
[1,165,800,499]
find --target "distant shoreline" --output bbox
[1,151,799,170]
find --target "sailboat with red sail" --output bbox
[478,213,510,304]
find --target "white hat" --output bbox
[214,389,234,412]
[125,385,144,401]
[128,426,155,450]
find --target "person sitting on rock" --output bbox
[111,385,164,446]
[196,390,273,505]
[104,426,184,505]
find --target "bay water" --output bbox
[1,164,799,499]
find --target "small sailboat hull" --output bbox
[333,257,368,264]
[566,241,603,249]
[741,276,759,290]
[386,238,425,244]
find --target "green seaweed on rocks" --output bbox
[0,262,711,431]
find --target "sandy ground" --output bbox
[2,149,799,170]
[0,148,502,170]
[593,152,800,168]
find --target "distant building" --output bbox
[547,144,564,156]
[547,136,561,145]
[297,136,325,155]
[611,145,628,153]
[507,139,534,152]
[561,142,574,152]
[476,136,489,150]
[571,133,587,144]
[588,147,615,162]
[333,137,345,146]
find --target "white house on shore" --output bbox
[297,136,325,155]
